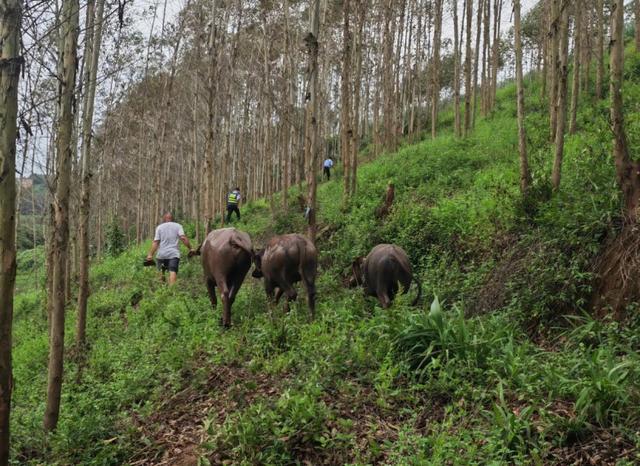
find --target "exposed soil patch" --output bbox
[129,363,284,466]
[470,233,525,316]
[547,427,636,465]
[591,222,640,319]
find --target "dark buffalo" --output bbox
[199,227,253,327]
[252,234,318,318]
[351,244,421,308]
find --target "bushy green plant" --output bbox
[105,218,126,257]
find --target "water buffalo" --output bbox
[252,234,317,318]
[198,227,253,327]
[351,244,421,309]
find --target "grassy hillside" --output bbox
[10,47,640,465]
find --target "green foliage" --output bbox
[105,218,126,257]
[208,388,331,464]
[11,47,640,466]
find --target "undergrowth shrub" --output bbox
[208,388,332,464]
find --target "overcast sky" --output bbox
[134,0,541,38]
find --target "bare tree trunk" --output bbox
[431,0,443,139]
[341,0,352,202]
[596,0,604,99]
[0,1,21,460]
[541,0,549,100]
[472,0,484,127]
[490,0,503,111]
[453,0,462,137]
[77,0,106,350]
[611,0,640,219]
[551,1,569,191]
[636,0,640,51]
[549,0,560,141]
[44,0,79,432]
[513,0,530,194]
[204,3,218,233]
[382,0,395,150]
[351,1,365,196]
[305,0,321,244]
[464,0,473,135]
[569,3,581,135]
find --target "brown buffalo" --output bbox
[252,234,318,318]
[198,228,253,327]
[351,244,421,309]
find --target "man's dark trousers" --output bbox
[227,205,240,222]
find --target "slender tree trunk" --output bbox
[431,0,443,139]
[636,0,640,51]
[472,0,484,127]
[464,0,473,135]
[77,0,105,350]
[351,1,365,196]
[513,0,530,194]
[481,0,490,116]
[204,3,218,233]
[541,0,549,99]
[551,1,569,190]
[611,0,640,219]
[596,0,604,99]
[0,1,22,460]
[569,3,581,135]
[341,0,352,203]
[549,0,560,141]
[490,0,503,110]
[44,0,80,432]
[453,0,462,137]
[305,0,321,244]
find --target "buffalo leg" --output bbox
[206,278,217,309]
[303,278,316,319]
[274,287,284,305]
[281,283,298,314]
[219,282,232,328]
[377,291,391,309]
[301,260,317,319]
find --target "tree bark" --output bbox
[453,0,462,137]
[549,0,560,141]
[431,0,443,139]
[636,0,640,51]
[569,3,581,135]
[513,0,530,194]
[464,0,473,135]
[0,0,22,460]
[77,0,106,350]
[44,0,80,432]
[551,1,569,191]
[596,0,604,99]
[305,0,321,244]
[472,0,484,127]
[341,0,352,202]
[490,0,503,111]
[351,0,365,196]
[611,0,640,219]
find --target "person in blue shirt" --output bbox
[323,157,334,180]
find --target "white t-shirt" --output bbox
[323,159,334,168]
[154,222,185,259]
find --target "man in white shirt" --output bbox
[323,157,334,180]
[146,212,195,285]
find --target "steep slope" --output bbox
[10,49,640,465]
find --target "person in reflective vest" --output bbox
[226,187,242,223]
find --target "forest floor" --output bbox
[10,47,640,465]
